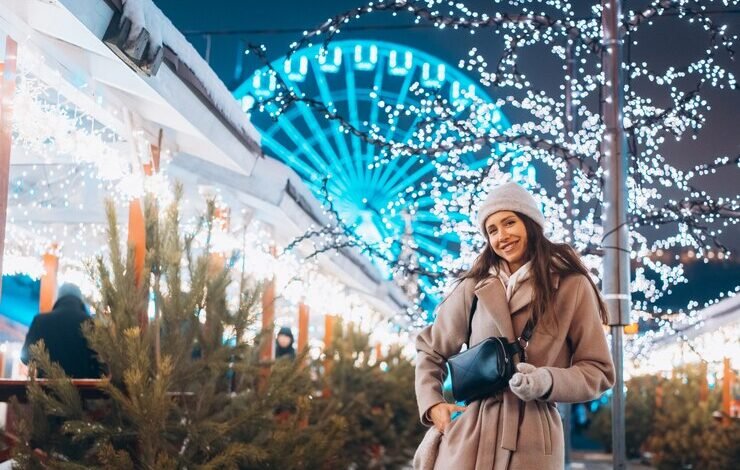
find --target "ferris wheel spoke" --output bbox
[413,213,444,224]
[414,194,450,209]
[363,58,387,191]
[373,113,426,191]
[275,68,353,190]
[293,130,367,193]
[261,133,324,182]
[384,163,437,198]
[414,235,448,259]
[369,66,418,190]
[375,157,422,196]
[310,61,359,184]
[412,222,454,241]
[274,117,352,193]
[343,57,366,184]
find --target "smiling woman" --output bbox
[413,181,614,470]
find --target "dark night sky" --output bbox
[152,0,739,309]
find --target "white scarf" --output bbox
[493,261,533,302]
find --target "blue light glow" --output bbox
[235,40,518,295]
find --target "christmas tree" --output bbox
[587,373,659,457]
[588,365,740,468]
[646,365,739,470]
[311,320,425,469]
[13,194,347,469]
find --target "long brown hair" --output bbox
[458,212,609,332]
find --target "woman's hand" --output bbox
[429,402,467,433]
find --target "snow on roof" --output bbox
[121,0,261,145]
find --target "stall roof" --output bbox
[1,0,261,175]
[651,295,740,346]
[0,0,409,320]
[170,153,410,314]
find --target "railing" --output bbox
[0,378,108,463]
[0,378,108,403]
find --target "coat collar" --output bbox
[473,279,515,339]
[472,272,561,339]
[510,272,562,315]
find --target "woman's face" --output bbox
[484,211,529,271]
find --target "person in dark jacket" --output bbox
[21,283,101,378]
[274,326,296,360]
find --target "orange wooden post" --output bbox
[323,314,336,397]
[375,343,383,363]
[0,36,18,300]
[128,198,147,329]
[128,199,146,286]
[324,315,335,352]
[39,249,59,313]
[722,357,733,427]
[297,300,309,352]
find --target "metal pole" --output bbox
[601,0,631,468]
[204,34,212,64]
[609,327,626,468]
[563,39,577,468]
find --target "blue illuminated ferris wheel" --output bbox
[234,40,513,281]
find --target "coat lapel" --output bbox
[474,273,563,336]
[473,279,514,340]
[509,272,562,315]
[508,280,533,317]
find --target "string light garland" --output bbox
[2,38,407,357]
[243,0,739,359]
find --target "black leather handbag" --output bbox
[446,295,534,404]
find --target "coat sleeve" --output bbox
[542,275,615,403]
[414,279,472,425]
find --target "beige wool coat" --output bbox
[415,273,615,470]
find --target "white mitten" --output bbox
[508,362,553,402]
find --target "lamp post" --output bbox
[600,0,631,468]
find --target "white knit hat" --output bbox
[476,182,545,235]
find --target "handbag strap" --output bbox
[465,294,535,350]
[464,296,478,348]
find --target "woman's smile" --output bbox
[500,240,519,254]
